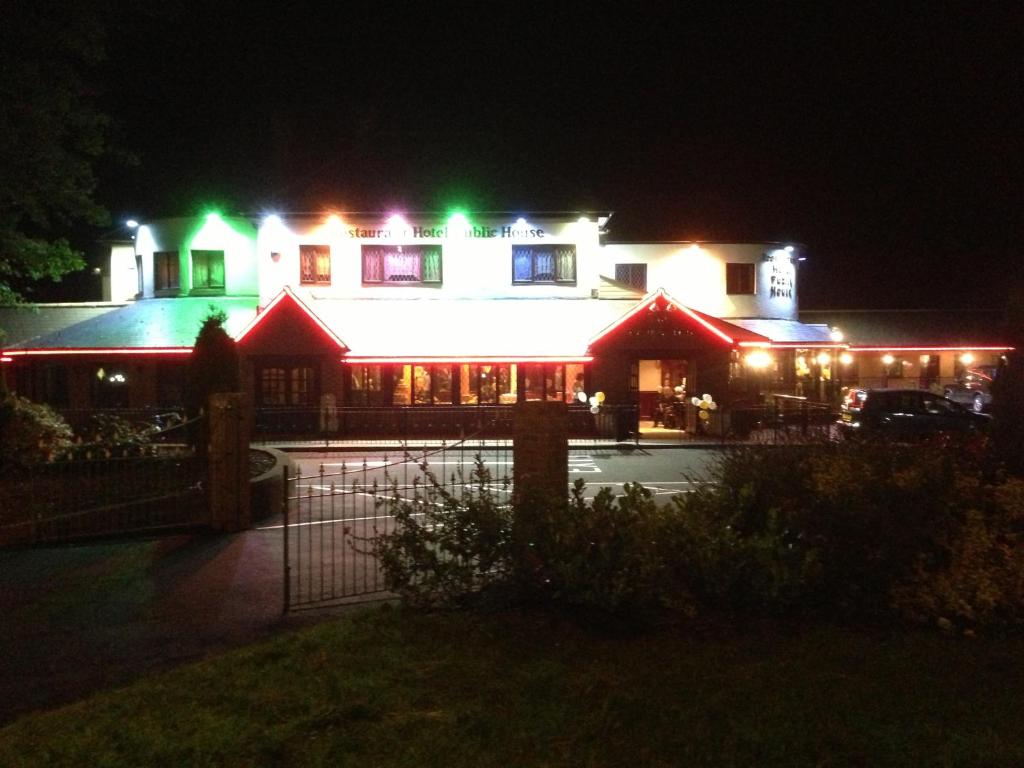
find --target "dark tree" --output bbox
[186,309,241,419]
[991,281,1024,477]
[0,2,113,305]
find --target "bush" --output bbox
[375,460,696,616]
[375,438,1024,630]
[0,395,74,468]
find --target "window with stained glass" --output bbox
[299,244,331,285]
[512,245,576,284]
[362,245,442,285]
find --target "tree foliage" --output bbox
[0,2,113,304]
[186,309,240,418]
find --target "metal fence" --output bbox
[256,404,638,443]
[282,434,514,611]
[0,448,206,546]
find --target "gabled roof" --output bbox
[235,287,347,350]
[588,288,771,348]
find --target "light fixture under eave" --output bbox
[830,328,844,343]
[839,352,854,365]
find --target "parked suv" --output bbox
[838,388,990,439]
[943,367,995,413]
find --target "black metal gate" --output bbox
[282,437,514,611]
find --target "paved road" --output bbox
[289,447,719,502]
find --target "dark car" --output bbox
[838,388,990,439]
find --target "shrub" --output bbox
[0,395,74,468]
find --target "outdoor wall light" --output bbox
[125,219,139,229]
[830,327,844,343]
[745,350,773,368]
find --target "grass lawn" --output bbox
[1,605,1021,767]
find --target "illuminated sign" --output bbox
[347,225,546,239]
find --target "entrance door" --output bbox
[637,359,688,420]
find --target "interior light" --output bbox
[960,352,975,365]
[882,354,895,365]
[816,352,832,366]
[744,350,773,369]
[830,328,844,343]
[840,352,854,365]
[784,245,794,253]
[688,243,701,253]
[919,354,931,364]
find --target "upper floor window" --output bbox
[513,245,576,284]
[300,244,331,285]
[191,250,225,294]
[362,245,442,285]
[153,251,180,293]
[615,263,647,291]
[725,262,755,295]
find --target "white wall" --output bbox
[131,216,258,298]
[600,243,800,320]
[106,244,139,301]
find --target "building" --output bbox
[0,211,1010,435]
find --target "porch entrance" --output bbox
[637,359,689,429]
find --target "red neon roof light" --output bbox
[1,347,193,357]
[234,286,348,349]
[588,288,768,347]
[342,355,594,364]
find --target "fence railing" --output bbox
[282,432,514,610]
[0,449,206,546]
[256,404,639,443]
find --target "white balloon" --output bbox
[590,405,600,414]
[577,391,587,403]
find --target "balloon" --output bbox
[702,394,712,402]
[577,391,587,403]
[691,397,701,407]
[590,405,600,414]
[699,400,709,409]
[589,396,598,407]
[596,391,606,403]
[709,402,718,410]
[698,410,709,420]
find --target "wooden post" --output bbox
[208,392,252,531]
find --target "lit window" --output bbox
[257,363,316,406]
[153,251,180,293]
[362,245,442,285]
[299,245,331,285]
[191,250,225,293]
[349,364,384,406]
[725,263,755,295]
[460,364,517,404]
[513,245,576,284]
[523,364,574,402]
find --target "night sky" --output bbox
[79,3,1022,309]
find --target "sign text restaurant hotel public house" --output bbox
[0,210,1011,436]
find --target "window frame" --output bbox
[361,244,443,286]
[299,244,332,286]
[190,249,226,294]
[512,244,577,285]
[153,251,180,294]
[614,263,647,292]
[725,262,756,295]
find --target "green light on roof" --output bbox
[205,212,222,222]
[447,211,470,229]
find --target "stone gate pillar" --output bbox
[513,401,568,505]
[208,392,252,531]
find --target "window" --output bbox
[191,250,225,293]
[389,364,455,405]
[348,364,385,406]
[257,363,316,406]
[362,245,442,285]
[883,356,904,379]
[522,363,583,403]
[153,251,180,293]
[615,263,647,291]
[513,245,576,284]
[460,364,517,404]
[725,263,755,295]
[300,244,331,285]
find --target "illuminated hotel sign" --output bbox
[347,224,547,239]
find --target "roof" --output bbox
[799,309,1012,348]
[308,297,637,359]
[729,318,834,345]
[4,297,257,351]
[0,303,125,347]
